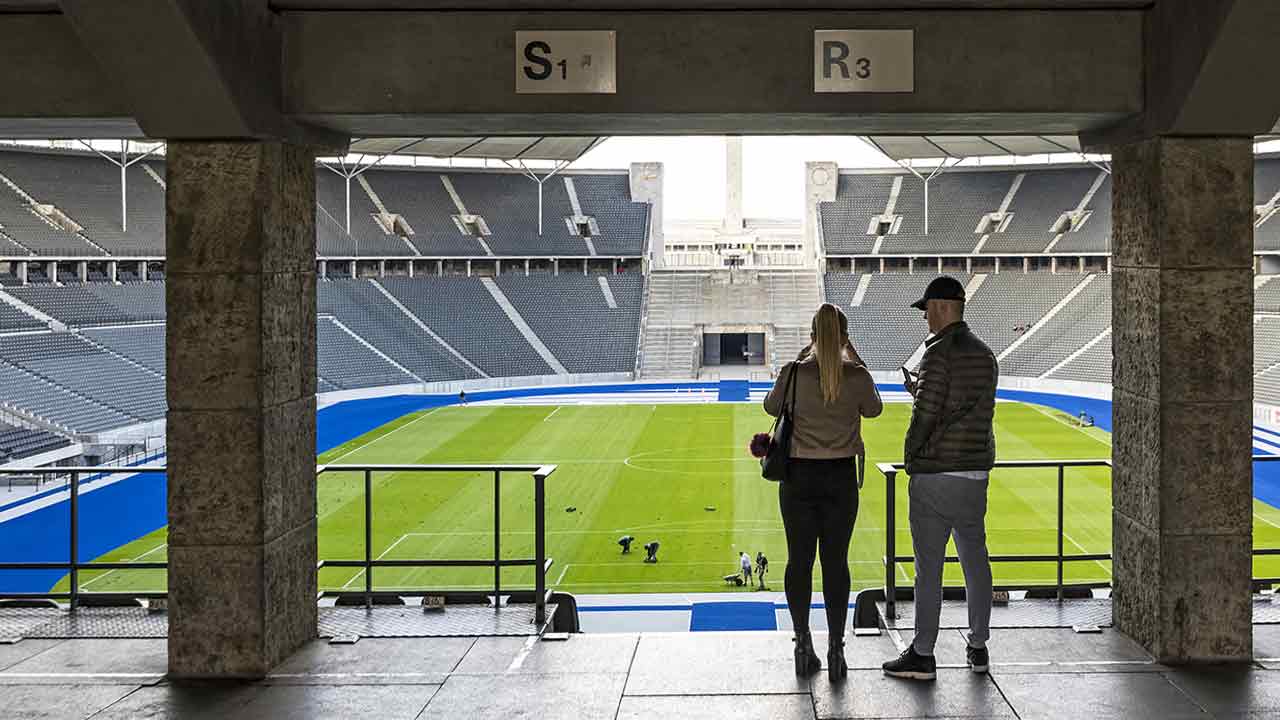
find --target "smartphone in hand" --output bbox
[901,366,918,396]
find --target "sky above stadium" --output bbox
[574,136,894,221]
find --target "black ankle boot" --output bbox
[827,637,848,681]
[793,631,821,676]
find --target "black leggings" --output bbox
[779,457,859,637]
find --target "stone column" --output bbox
[1111,137,1253,663]
[165,141,318,679]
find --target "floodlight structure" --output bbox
[75,139,165,234]
[862,135,1111,236]
[320,136,608,246]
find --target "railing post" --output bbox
[364,469,373,610]
[69,471,79,613]
[885,468,896,621]
[494,470,501,609]
[535,471,546,627]
[1056,464,1065,603]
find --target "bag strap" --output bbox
[786,360,800,416]
[769,362,799,433]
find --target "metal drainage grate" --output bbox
[0,607,168,640]
[318,603,557,639]
[878,598,1113,631]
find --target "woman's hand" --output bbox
[844,338,865,366]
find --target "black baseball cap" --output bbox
[910,276,966,310]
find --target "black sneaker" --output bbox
[882,646,937,680]
[966,645,989,673]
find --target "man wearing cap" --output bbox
[883,276,998,681]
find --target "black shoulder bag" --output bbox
[761,362,799,482]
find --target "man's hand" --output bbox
[902,369,919,397]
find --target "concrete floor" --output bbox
[2,627,1280,719]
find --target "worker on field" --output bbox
[756,552,769,589]
[643,541,660,563]
[739,551,753,586]
[883,276,997,682]
[618,535,635,554]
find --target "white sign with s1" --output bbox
[813,30,914,93]
[516,31,617,94]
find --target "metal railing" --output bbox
[880,459,1113,621]
[1252,455,1280,586]
[0,463,557,627]
[0,465,168,610]
[314,463,557,626]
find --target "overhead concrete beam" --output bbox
[283,9,1143,136]
[1083,0,1280,148]
[58,0,345,147]
[0,14,138,135]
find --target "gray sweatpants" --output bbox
[909,472,992,655]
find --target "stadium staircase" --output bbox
[639,270,821,378]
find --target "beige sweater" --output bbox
[763,359,883,459]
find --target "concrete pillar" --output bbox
[553,258,559,276]
[804,161,838,262]
[724,136,744,233]
[77,260,87,282]
[107,260,117,284]
[436,259,442,276]
[466,259,472,277]
[318,259,327,279]
[138,260,147,280]
[524,258,530,276]
[165,141,318,679]
[629,162,663,268]
[1111,137,1253,663]
[17,260,27,285]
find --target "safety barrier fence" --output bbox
[0,463,557,626]
[882,455,1280,620]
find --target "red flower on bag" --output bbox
[749,432,772,458]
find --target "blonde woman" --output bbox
[764,303,882,681]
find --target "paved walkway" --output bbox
[2,626,1280,718]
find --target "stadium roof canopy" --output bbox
[346,136,606,162]
[863,135,1083,161]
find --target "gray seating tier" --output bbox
[377,276,554,378]
[495,273,642,374]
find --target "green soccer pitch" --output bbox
[61,400,1280,596]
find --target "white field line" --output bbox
[325,407,446,464]
[1256,512,1280,530]
[1063,531,1112,577]
[554,563,571,585]
[1026,403,1111,447]
[340,532,413,590]
[79,542,168,590]
[543,406,562,421]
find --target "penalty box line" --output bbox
[340,532,414,590]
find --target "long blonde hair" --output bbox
[811,303,848,406]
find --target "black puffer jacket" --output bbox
[904,321,998,475]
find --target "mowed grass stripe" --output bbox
[53,400,1280,595]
